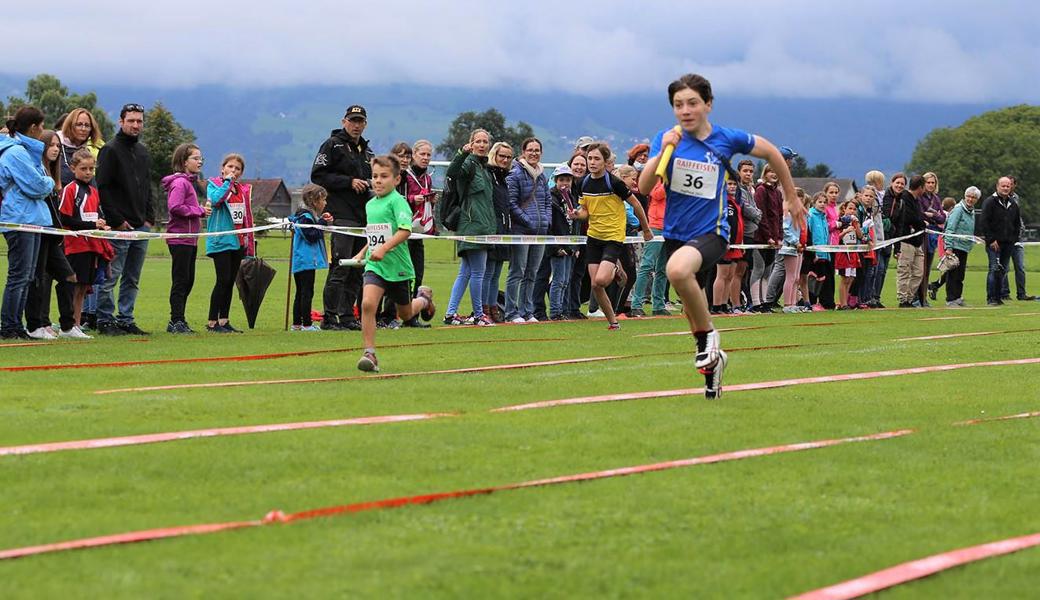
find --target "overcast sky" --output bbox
[8,1,1039,103]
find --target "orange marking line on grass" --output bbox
[789,532,1040,600]
[0,342,50,348]
[897,331,997,341]
[492,357,1040,412]
[953,410,1040,426]
[0,428,912,561]
[896,327,1040,342]
[92,356,625,395]
[917,316,971,321]
[0,413,449,457]
[0,338,565,373]
[93,344,816,395]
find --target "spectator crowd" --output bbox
[0,101,1035,343]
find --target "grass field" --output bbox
[1,236,1039,598]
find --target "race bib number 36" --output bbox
[228,202,246,225]
[366,223,392,249]
[670,158,719,200]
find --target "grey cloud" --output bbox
[4,0,1038,102]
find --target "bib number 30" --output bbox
[670,158,719,200]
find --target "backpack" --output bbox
[436,171,466,232]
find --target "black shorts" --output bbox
[363,271,412,306]
[663,233,728,272]
[67,252,101,285]
[585,237,624,265]
[663,233,729,288]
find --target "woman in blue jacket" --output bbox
[1,107,55,339]
[504,137,552,322]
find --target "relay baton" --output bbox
[654,125,682,181]
[338,258,367,267]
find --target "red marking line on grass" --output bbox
[790,532,1040,600]
[0,338,564,373]
[953,411,1040,426]
[0,428,912,561]
[93,356,622,395]
[492,357,1040,412]
[0,413,449,457]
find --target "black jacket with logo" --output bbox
[96,131,153,229]
[310,129,374,224]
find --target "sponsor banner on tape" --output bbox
[0,429,911,561]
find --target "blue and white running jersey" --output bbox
[649,124,755,242]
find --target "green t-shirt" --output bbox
[364,190,415,282]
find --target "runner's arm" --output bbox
[749,136,804,229]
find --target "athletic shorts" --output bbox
[66,252,101,285]
[363,271,412,306]
[663,233,728,288]
[585,237,624,265]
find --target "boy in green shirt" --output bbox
[353,156,436,372]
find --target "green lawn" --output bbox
[1,237,1039,598]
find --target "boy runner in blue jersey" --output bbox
[638,73,804,399]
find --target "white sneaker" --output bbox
[702,350,728,399]
[587,309,605,318]
[509,316,527,324]
[525,316,539,323]
[694,329,721,369]
[59,326,92,339]
[28,327,56,340]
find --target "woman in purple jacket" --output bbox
[163,143,211,333]
[917,171,946,306]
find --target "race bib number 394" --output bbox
[366,223,392,249]
[670,158,719,200]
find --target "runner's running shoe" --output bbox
[701,350,728,399]
[694,329,721,369]
[357,351,379,373]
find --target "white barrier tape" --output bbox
[297,224,924,253]
[0,222,285,241]
[925,228,1040,247]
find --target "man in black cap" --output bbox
[311,104,374,330]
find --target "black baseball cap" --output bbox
[344,105,367,120]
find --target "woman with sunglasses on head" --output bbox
[483,141,515,323]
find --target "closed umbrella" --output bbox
[235,257,277,329]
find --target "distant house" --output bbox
[792,178,857,201]
[242,179,293,218]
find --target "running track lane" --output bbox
[789,532,1040,600]
[492,357,1040,412]
[0,429,913,561]
[2,355,1036,458]
[91,345,809,395]
[0,338,565,372]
